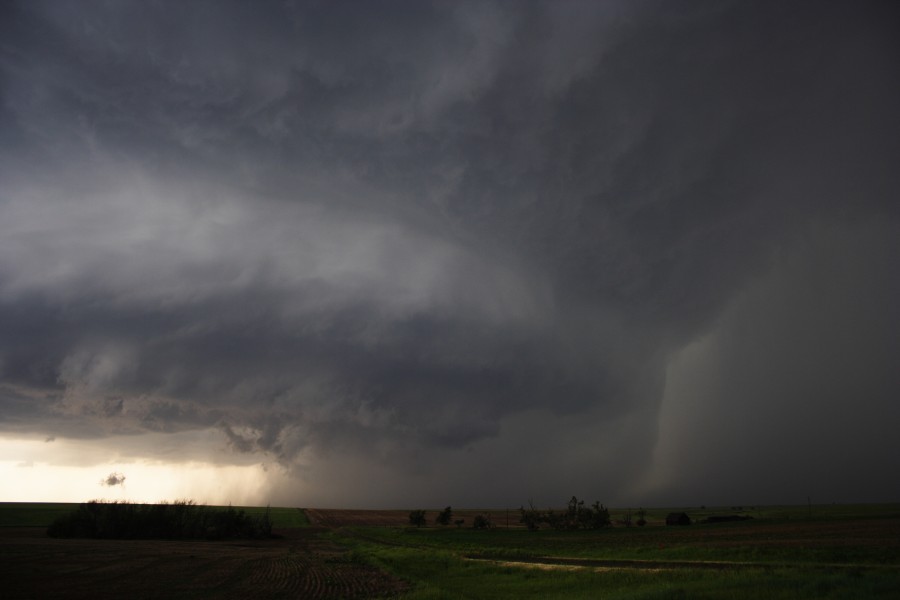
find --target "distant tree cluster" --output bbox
[407,507,493,530]
[47,500,272,540]
[520,496,611,530]
[435,506,453,526]
[408,509,427,528]
[620,507,648,527]
[472,514,492,530]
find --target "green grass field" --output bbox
[239,505,311,528]
[333,539,900,600]
[328,503,900,599]
[0,502,77,527]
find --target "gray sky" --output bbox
[1,0,898,508]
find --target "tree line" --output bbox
[408,496,610,530]
[519,496,610,530]
[47,500,273,540]
[408,506,493,529]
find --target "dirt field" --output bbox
[0,526,407,600]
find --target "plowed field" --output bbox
[0,526,407,600]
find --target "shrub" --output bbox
[519,504,541,530]
[435,506,453,526]
[473,514,492,529]
[408,509,427,528]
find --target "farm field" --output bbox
[333,506,900,599]
[2,502,899,598]
[0,523,406,599]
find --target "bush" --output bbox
[435,506,453,526]
[519,504,543,530]
[473,514,492,529]
[408,509,427,528]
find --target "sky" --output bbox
[1,0,898,509]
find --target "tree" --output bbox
[519,503,541,530]
[521,497,610,531]
[636,508,647,527]
[435,506,453,526]
[408,509,427,528]
[473,514,492,529]
[566,495,586,529]
[587,501,611,529]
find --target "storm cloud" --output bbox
[1,0,898,507]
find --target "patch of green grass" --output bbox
[0,502,78,527]
[348,512,900,566]
[239,506,310,528]
[329,508,900,598]
[332,533,900,599]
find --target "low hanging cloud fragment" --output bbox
[100,472,126,488]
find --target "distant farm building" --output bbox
[666,512,691,526]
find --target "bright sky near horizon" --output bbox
[1,0,898,508]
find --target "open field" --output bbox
[0,502,81,527]
[332,505,900,599]
[0,525,406,599]
[348,513,900,565]
[2,502,899,598]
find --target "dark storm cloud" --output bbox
[1,0,898,505]
[646,220,900,505]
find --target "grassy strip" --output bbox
[0,502,76,527]
[347,516,900,566]
[333,531,900,599]
[241,506,310,528]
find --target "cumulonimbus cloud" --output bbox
[0,0,897,506]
